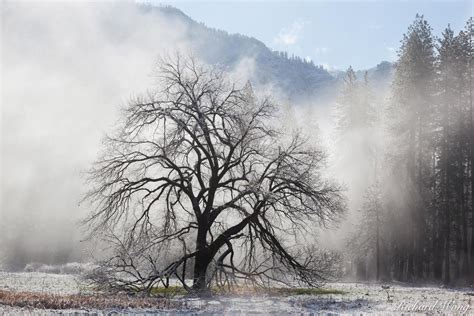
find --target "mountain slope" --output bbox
[142,5,336,101]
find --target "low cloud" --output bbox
[386,46,397,61]
[1,1,192,268]
[274,20,306,46]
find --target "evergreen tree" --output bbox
[436,25,459,284]
[339,15,474,285]
[338,68,381,280]
[336,66,359,134]
[346,182,386,281]
[389,14,436,281]
[462,17,474,281]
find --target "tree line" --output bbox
[341,15,473,285]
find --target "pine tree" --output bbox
[463,17,474,281]
[336,67,358,134]
[347,182,386,281]
[389,14,436,281]
[432,21,474,284]
[436,25,459,284]
[338,69,381,280]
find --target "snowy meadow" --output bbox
[0,270,472,314]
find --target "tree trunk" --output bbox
[469,32,474,281]
[193,250,212,292]
[468,21,474,281]
[444,222,451,285]
[193,225,212,293]
[376,209,380,281]
[454,210,461,281]
[461,194,469,277]
[442,75,451,286]
[434,212,443,280]
[396,252,405,281]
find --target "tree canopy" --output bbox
[85,56,345,293]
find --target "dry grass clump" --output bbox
[149,285,346,297]
[0,290,183,311]
[214,286,346,296]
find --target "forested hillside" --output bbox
[145,5,336,101]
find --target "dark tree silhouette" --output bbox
[85,56,344,294]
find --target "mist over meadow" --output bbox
[1,1,192,268]
[1,1,335,269]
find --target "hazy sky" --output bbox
[156,0,472,69]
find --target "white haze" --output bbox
[1,1,380,270]
[1,1,196,268]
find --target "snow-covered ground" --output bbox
[0,271,85,295]
[0,271,472,315]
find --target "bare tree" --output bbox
[84,56,345,294]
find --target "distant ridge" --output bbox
[140,4,393,101]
